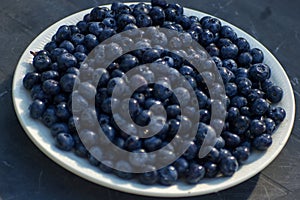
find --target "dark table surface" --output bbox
[1,0,300,199]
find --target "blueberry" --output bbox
[166,105,181,118]
[173,157,189,177]
[103,17,117,28]
[225,83,238,97]
[42,107,58,127]
[138,165,158,185]
[253,134,272,151]
[261,79,274,91]
[175,15,191,30]
[99,160,114,173]
[248,89,265,103]
[55,25,71,42]
[220,156,239,176]
[219,148,232,161]
[57,53,77,71]
[235,68,248,79]
[76,21,88,33]
[202,17,221,34]
[125,136,142,151]
[158,166,178,186]
[227,107,240,122]
[220,25,237,41]
[164,8,177,21]
[133,3,150,16]
[33,54,52,72]
[266,85,283,103]
[84,34,99,50]
[206,43,220,57]
[153,81,172,101]
[220,43,239,59]
[199,109,210,123]
[60,73,78,93]
[234,37,250,52]
[217,38,233,48]
[230,96,248,108]
[232,146,250,163]
[44,41,57,53]
[251,98,269,116]
[144,136,162,152]
[248,63,271,82]
[168,3,184,15]
[98,28,116,42]
[183,141,198,160]
[50,48,68,62]
[101,97,120,114]
[222,131,241,147]
[88,154,100,166]
[132,92,145,106]
[59,40,75,53]
[41,70,59,82]
[90,7,106,21]
[117,14,136,29]
[236,77,252,95]
[73,52,87,62]
[136,14,152,27]
[204,162,218,178]
[267,106,286,125]
[250,119,266,136]
[29,99,46,119]
[238,52,253,66]
[74,143,88,158]
[23,72,41,90]
[68,116,80,134]
[119,54,139,72]
[107,77,125,96]
[206,147,220,163]
[264,118,276,134]
[186,163,205,184]
[199,29,215,46]
[135,110,152,126]
[232,115,250,135]
[129,149,149,167]
[56,102,70,121]
[42,79,60,95]
[50,122,69,137]
[251,48,264,64]
[167,119,180,137]
[55,133,74,151]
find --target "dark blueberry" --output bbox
[59,40,75,53]
[117,14,136,29]
[264,118,276,134]
[220,43,239,59]
[186,163,205,184]
[199,109,210,123]
[88,154,100,166]
[23,72,41,90]
[250,119,266,136]
[33,54,52,72]
[103,17,117,28]
[153,81,172,101]
[174,157,189,177]
[251,48,264,64]
[158,166,178,186]
[220,25,237,41]
[266,85,283,103]
[217,38,233,48]
[119,54,139,72]
[227,107,240,122]
[149,6,165,26]
[50,123,69,137]
[55,133,74,151]
[220,156,239,176]
[168,119,180,137]
[142,49,161,63]
[168,3,183,15]
[98,28,117,42]
[56,102,70,121]
[204,162,218,178]
[248,89,265,103]
[44,41,57,53]
[261,79,274,91]
[151,0,167,8]
[53,93,68,105]
[125,136,142,151]
[232,115,250,135]
[68,116,79,134]
[240,106,251,117]
[236,77,252,95]
[101,124,116,141]
[251,98,269,116]
[42,107,58,127]
[55,25,71,42]
[60,73,78,93]
[76,21,88,33]
[253,134,272,151]
[106,77,125,96]
[206,147,220,163]
[222,131,241,147]
[144,136,162,152]
[135,110,152,126]
[211,56,222,68]
[175,15,191,30]
[232,146,250,163]
[164,8,177,21]
[202,17,221,34]
[50,48,68,62]
[234,68,248,79]
[69,25,80,34]
[101,97,120,114]
[199,29,215,46]
[29,99,46,119]
[84,34,99,50]
[90,7,106,21]
[57,53,77,71]
[219,148,232,161]
[132,92,145,106]
[238,52,253,66]
[234,37,250,52]
[136,14,152,27]
[206,43,220,57]
[267,106,286,125]
[183,141,198,160]
[248,63,271,82]
[230,96,248,108]
[88,22,104,36]
[73,52,86,62]
[166,105,181,118]
[225,83,238,97]
[138,165,159,185]
[42,79,60,95]
[222,59,237,72]
[133,3,150,16]
[41,70,59,82]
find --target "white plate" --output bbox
[12,3,295,197]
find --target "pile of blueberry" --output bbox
[22,0,286,186]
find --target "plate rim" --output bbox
[12,3,296,197]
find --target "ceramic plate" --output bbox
[12,3,295,197]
